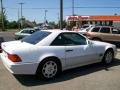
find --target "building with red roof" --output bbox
[66,15,120,29]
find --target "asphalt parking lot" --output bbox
[0,31,120,90]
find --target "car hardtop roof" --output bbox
[22,28,35,30]
[41,29,78,33]
[83,24,95,26]
[94,26,113,28]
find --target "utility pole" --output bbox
[60,0,63,30]
[72,0,74,16]
[0,0,5,31]
[18,2,24,29]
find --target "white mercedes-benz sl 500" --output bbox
[0,30,117,79]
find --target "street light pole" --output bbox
[72,0,74,16]
[44,10,48,24]
[18,8,20,30]
[0,0,5,31]
[60,0,63,30]
[18,2,24,29]
[57,13,60,29]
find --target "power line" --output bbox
[4,6,120,10]
[67,6,120,9]
[4,7,59,10]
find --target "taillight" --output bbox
[8,54,22,62]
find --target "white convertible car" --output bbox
[1,30,117,79]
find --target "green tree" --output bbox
[0,11,8,30]
[58,20,67,29]
[7,21,18,29]
[48,21,56,28]
[70,21,76,28]
[62,20,67,28]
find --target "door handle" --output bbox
[65,50,73,52]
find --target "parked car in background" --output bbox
[15,28,39,40]
[80,24,94,30]
[78,24,94,34]
[78,27,91,34]
[1,30,117,79]
[84,26,120,42]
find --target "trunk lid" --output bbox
[1,41,33,54]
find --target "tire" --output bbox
[102,50,114,64]
[36,59,60,79]
[18,37,22,40]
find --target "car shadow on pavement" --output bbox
[14,58,120,86]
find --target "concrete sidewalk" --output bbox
[117,48,120,52]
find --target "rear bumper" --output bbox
[0,53,39,75]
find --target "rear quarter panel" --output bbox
[92,41,116,60]
[15,46,66,70]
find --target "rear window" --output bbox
[21,29,35,34]
[22,31,51,44]
[82,26,89,28]
[21,30,30,33]
[111,28,120,34]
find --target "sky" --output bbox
[2,0,120,23]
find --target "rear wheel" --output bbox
[102,50,114,64]
[36,59,60,79]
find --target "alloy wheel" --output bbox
[104,51,113,64]
[42,61,58,78]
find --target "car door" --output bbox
[99,27,112,41]
[61,33,98,67]
[21,30,31,37]
[111,28,120,42]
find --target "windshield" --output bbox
[82,26,89,28]
[22,31,51,44]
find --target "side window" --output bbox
[100,27,110,33]
[51,33,87,46]
[111,28,119,34]
[63,33,87,45]
[91,27,100,32]
[21,30,29,33]
[51,34,66,46]
[29,30,35,34]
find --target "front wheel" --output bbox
[36,59,60,79]
[102,50,114,64]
